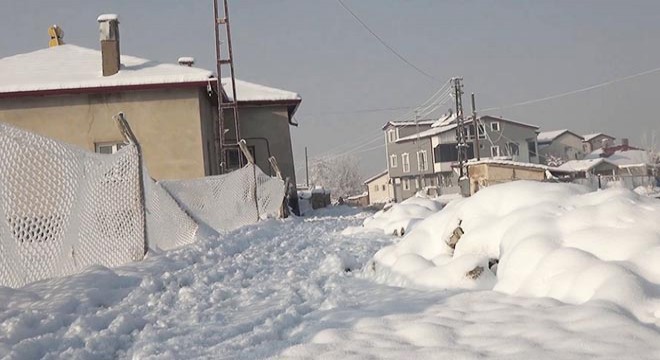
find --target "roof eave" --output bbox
[0,80,210,99]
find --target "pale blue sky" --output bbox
[2,0,660,178]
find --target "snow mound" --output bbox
[369,181,660,324]
[345,196,447,237]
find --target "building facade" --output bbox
[364,170,394,205]
[537,129,586,164]
[384,115,540,202]
[0,21,301,187]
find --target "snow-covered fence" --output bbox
[0,119,287,287]
[144,177,203,251]
[574,174,657,191]
[0,123,145,288]
[159,163,286,234]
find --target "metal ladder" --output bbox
[213,0,242,172]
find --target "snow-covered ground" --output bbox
[2,185,660,359]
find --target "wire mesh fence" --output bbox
[0,121,286,287]
[0,123,145,288]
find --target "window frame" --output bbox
[402,178,411,191]
[95,141,125,154]
[417,150,428,171]
[491,145,501,157]
[491,121,501,132]
[390,154,398,168]
[387,128,399,143]
[402,153,410,173]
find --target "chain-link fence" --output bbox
[0,123,145,288]
[0,120,287,287]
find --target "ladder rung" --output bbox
[216,17,227,24]
[217,59,231,65]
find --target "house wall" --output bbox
[366,173,393,205]
[386,138,434,178]
[538,132,585,163]
[0,87,207,180]
[391,174,439,201]
[586,135,615,152]
[223,105,297,186]
[433,118,539,167]
[468,163,545,194]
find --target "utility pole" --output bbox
[452,77,467,178]
[213,0,242,173]
[414,110,423,190]
[471,93,480,161]
[305,146,310,188]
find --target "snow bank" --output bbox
[343,195,452,237]
[369,181,660,324]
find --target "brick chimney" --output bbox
[621,138,629,149]
[97,14,120,76]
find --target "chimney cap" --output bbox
[178,57,195,66]
[97,14,119,22]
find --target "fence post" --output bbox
[238,139,259,221]
[113,112,148,256]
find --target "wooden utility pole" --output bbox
[471,93,480,161]
[305,146,310,188]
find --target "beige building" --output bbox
[364,170,394,205]
[466,160,547,195]
[0,18,301,192]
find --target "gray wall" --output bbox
[434,117,539,163]
[538,132,585,163]
[386,137,434,178]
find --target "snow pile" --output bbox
[345,195,447,236]
[370,181,660,324]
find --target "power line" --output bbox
[336,0,441,83]
[482,65,660,112]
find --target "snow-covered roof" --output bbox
[465,158,550,171]
[0,44,214,94]
[396,122,458,142]
[583,132,615,142]
[585,148,651,167]
[554,158,616,172]
[537,129,580,143]
[382,119,436,130]
[430,113,457,128]
[0,44,302,104]
[396,115,539,143]
[221,78,301,103]
[363,170,388,185]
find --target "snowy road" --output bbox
[1,206,660,359]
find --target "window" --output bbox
[390,154,398,168]
[387,129,398,143]
[402,153,410,172]
[381,184,386,191]
[402,178,410,191]
[415,178,420,189]
[467,124,486,140]
[507,142,520,156]
[433,143,474,163]
[491,121,501,131]
[95,142,125,154]
[373,185,379,192]
[417,150,428,171]
[429,177,435,186]
[491,146,501,157]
